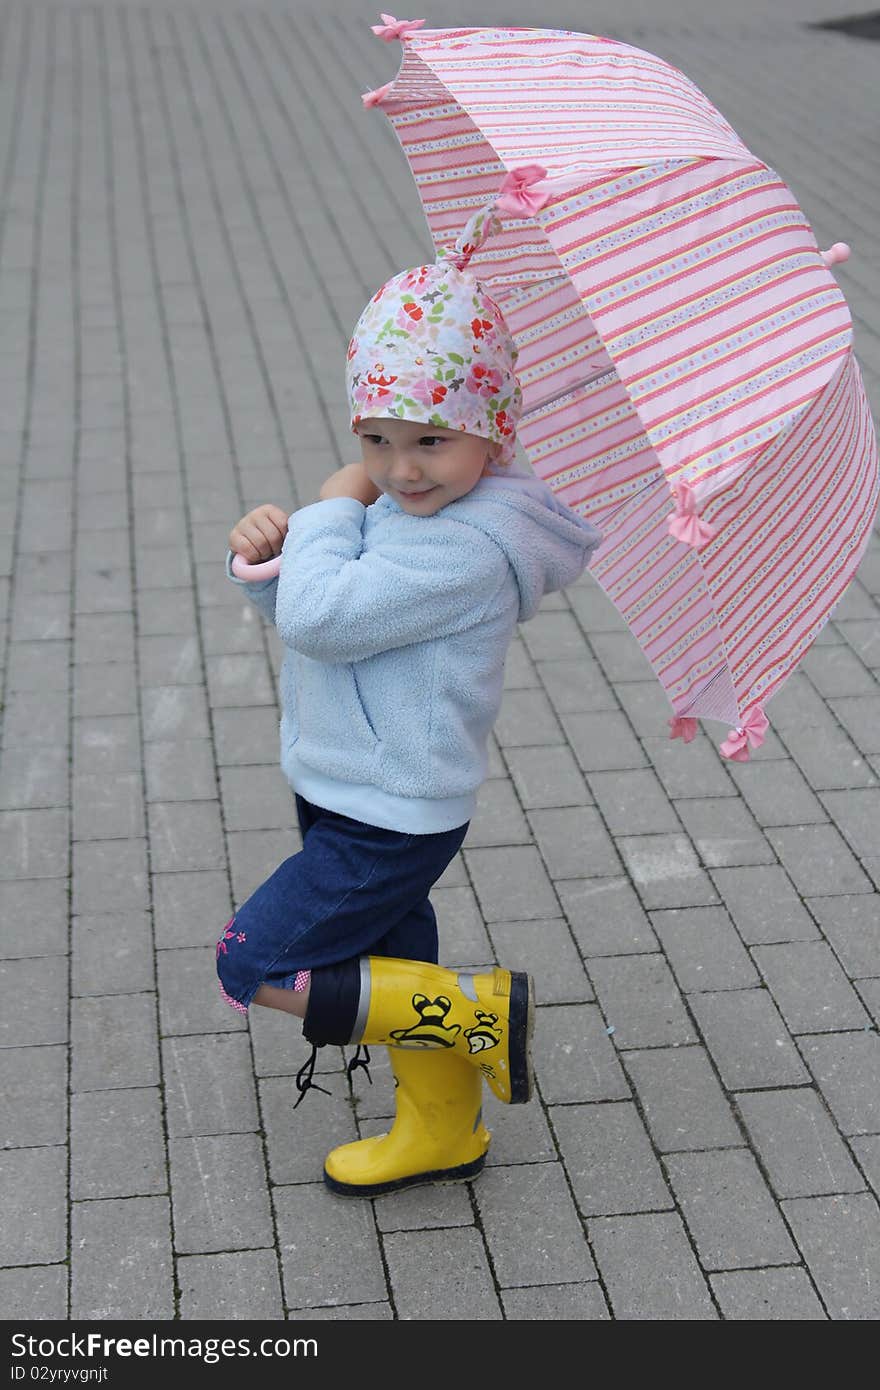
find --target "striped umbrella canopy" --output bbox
[365,18,878,759]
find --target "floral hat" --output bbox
[345,205,523,465]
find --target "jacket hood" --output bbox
[446,467,603,621]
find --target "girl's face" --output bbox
[356,417,500,516]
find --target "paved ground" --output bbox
[1,0,879,1323]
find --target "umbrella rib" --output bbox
[521,366,615,418]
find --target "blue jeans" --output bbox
[216,794,469,1011]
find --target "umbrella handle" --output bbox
[230,551,283,582]
[821,242,851,267]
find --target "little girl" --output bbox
[219,201,601,1197]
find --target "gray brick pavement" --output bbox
[1,0,878,1323]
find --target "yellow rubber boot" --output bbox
[324,1048,491,1197]
[354,957,534,1105]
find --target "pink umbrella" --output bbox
[361,18,879,760]
[234,18,878,762]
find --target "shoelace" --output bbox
[293,1044,332,1109]
[346,1043,373,1086]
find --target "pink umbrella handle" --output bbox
[230,551,282,581]
[821,242,851,267]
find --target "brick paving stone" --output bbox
[778,722,876,791]
[275,1183,387,1312]
[765,825,874,897]
[674,797,776,868]
[71,667,137,722]
[432,884,495,966]
[70,993,159,1092]
[71,1088,167,1200]
[383,1226,502,1321]
[494,686,564,746]
[820,788,880,886]
[855,979,880,1027]
[687,989,809,1090]
[487,917,594,1004]
[751,941,872,1033]
[616,833,718,909]
[163,1033,260,1138]
[557,875,659,957]
[219,765,298,834]
[0,808,69,881]
[73,612,135,666]
[482,1090,558,1167]
[520,608,590,663]
[560,710,648,772]
[0,957,68,1048]
[725,758,829,827]
[650,905,760,992]
[0,1045,67,1149]
[588,1212,717,1320]
[621,1046,742,1152]
[212,705,283,766]
[0,878,69,958]
[136,588,198,638]
[781,1193,880,1320]
[504,743,592,809]
[0,1147,67,1266]
[0,746,69,811]
[642,733,735,800]
[532,1003,630,1104]
[587,954,697,1049]
[72,838,148,914]
[464,844,560,921]
[71,911,154,997]
[3,692,69,749]
[529,804,623,879]
[827,694,880,757]
[141,686,211,742]
[850,1137,880,1199]
[8,640,71,693]
[502,1282,610,1319]
[72,772,145,841]
[476,1162,597,1285]
[710,865,820,945]
[535,655,616,714]
[808,895,880,977]
[0,1266,68,1321]
[260,1075,358,1185]
[798,1033,880,1136]
[373,1176,475,1233]
[709,1267,827,1320]
[145,740,218,802]
[170,1133,273,1255]
[73,715,140,775]
[735,1089,866,1199]
[666,1148,799,1270]
[148,801,226,873]
[587,767,681,835]
[463,777,532,847]
[551,1102,673,1217]
[802,645,877,698]
[152,869,233,949]
[157,946,248,1037]
[70,1196,173,1321]
[177,1250,284,1321]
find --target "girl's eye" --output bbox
[363,435,384,445]
[419,436,444,447]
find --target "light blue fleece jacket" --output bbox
[227,468,601,834]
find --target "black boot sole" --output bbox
[323,1151,487,1198]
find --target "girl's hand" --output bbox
[319,463,382,506]
[229,504,289,563]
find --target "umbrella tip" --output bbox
[821,241,851,267]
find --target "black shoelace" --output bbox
[346,1043,372,1085]
[293,1044,332,1108]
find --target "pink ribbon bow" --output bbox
[668,481,716,548]
[496,165,551,218]
[669,716,698,744]
[362,81,394,107]
[718,706,769,762]
[371,13,426,41]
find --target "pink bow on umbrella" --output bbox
[371,14,425,41]
[496,165,551,218]
[668,481,716,548]
[669,716,699,743]
[718,706,769,761]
